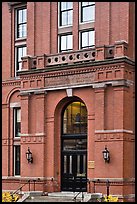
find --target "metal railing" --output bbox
[73,191,84,202]
[10,180,31,201]
[10,179,40,201]
[91,179,135,196]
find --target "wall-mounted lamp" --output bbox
[26,147,33,163]
[102,146,110,163]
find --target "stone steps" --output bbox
[22,191,103,202]
[23,192,90,202]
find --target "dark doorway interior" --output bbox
[61,101,87,192]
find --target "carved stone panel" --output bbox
[45,72,95,88]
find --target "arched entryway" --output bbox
[61,101,87,192]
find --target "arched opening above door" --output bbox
[63,101,87,135]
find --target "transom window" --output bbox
[14,108,21,137]
[59,33,73,52]
[81,2,95,23]
[59,2,73,26]
[63,101,87,134]
[80,30,95,49]
[16,46,26,73]
[16,7,27,38]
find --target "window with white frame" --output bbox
[81,2,95,23]
[59,33,73,52]
[14,145,20,176]
[16,7,27,38]
[16,45,26,73]
[14,108,21,137]
[59,2,73,27]
[80,30,95,49]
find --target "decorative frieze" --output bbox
[2,81,21,87]
[21,135,45,144]
[95,131,134,142]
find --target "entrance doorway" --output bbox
[61,101,87,192]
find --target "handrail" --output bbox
[73,191,84,202]
[10,180,30,201]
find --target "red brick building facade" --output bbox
[2,2,135,201]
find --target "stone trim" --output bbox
[95,129,133,134]
[20,133,45,136]
[2,176,57,181]
[19,79,132,95]
[66,88,73,97]
[10,102,21,108]
[90,177,135,183]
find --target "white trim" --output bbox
[15,40,27,46]
[3,176,135,182]
[2,176,56,181]
[66,88,73,97]
[95,129,133,134]
[91,177,135,182]
[20,132,45,136]
[10,102,21,108]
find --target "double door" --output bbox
[61,101,87,191]
[61,149,87,192]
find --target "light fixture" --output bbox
[102,146,110,163]
[26,147,33,163]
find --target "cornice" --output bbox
[19,63,124,80]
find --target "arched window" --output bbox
[63,101,87,134]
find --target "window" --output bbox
[16,7,27,38]
[16,46,26,73]
[80,30,95,49]
[14,146,20,176]
[81,2,95,23]
[14,108,21,137]
[63,102,87,134]
[59,2,73,26]
[59,34,73,52]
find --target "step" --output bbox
[24,192,92,202]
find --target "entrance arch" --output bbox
[61,101,87,192]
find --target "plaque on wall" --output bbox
[88,161,95,169]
